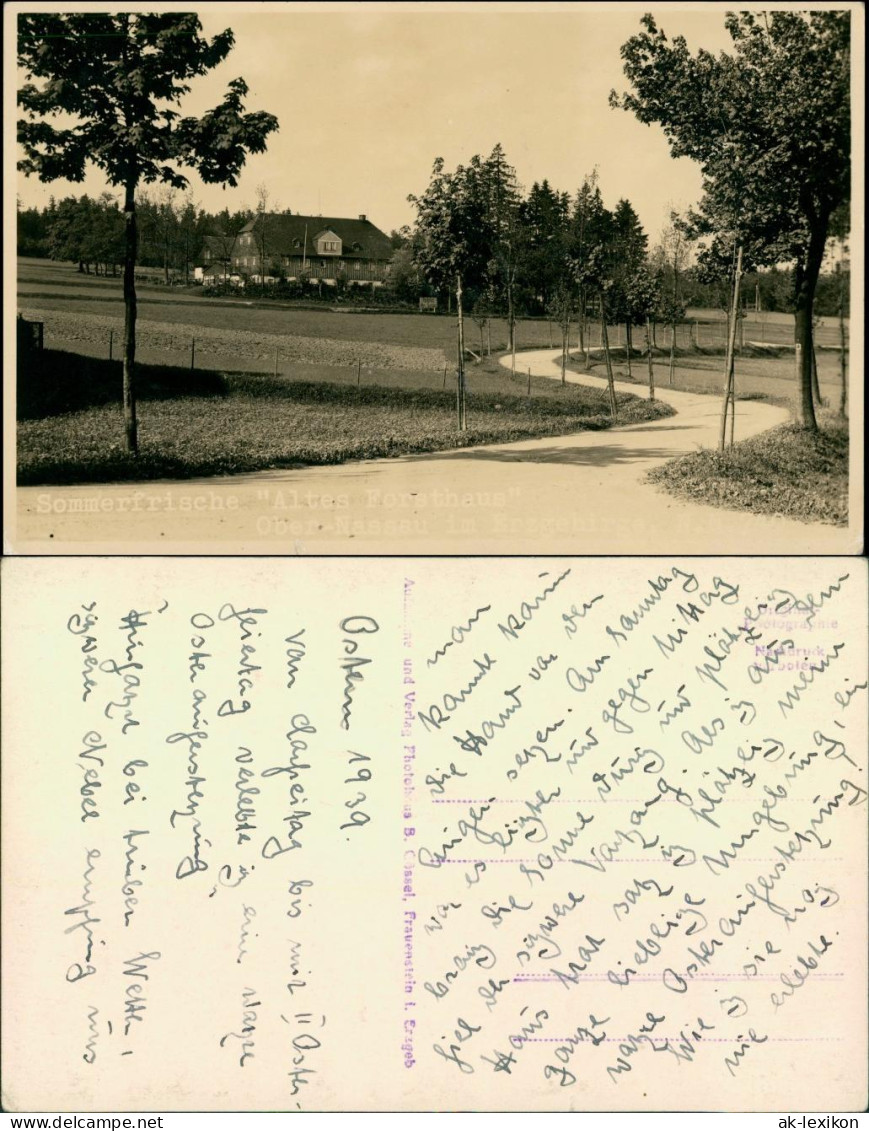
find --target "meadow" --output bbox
[16,258,848,513]
[572,343,847,407]
[17,348,672,485]
[647,412,849,526]
[19,257,849,360]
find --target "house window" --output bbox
[293,239,301,248]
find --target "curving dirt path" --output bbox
[12,349,855,554]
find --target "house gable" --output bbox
[314,228,342,256]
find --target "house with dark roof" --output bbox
[195,233,242,284]
[210,212,395,286]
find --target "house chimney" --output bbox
[358,214,367,222]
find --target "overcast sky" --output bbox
[14,2,745,243]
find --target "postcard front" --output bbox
[1,556,866,1111]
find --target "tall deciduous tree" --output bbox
[46,193,124,274]
[178,194,201,286]
[254,182,280,293]
[18,13,278,453]
[569,172,605,365]
[654,212,689,384]
[570,183,618,415]
[610,10,850,431]
[409,157,492,430]
[622,264,660,399]
[153,187,178,284]
[46,195,92,271]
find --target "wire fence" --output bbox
[25,317,848,406]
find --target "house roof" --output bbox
[195,233,237,265]
[237,214,394,261]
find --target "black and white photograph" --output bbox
[6,1,863,553]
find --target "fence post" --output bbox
[443,365,447,388]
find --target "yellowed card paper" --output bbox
[2,557,866,1111]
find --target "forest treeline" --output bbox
[16,187,848,318]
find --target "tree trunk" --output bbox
[793,217,828,431]
[561,318,567,385]
[625,319,632,377]
[487,318,491,357]
[838,266,847,418]
[122,180,139,455]
[511,317,516,377]
[645,317,655,401]
[600,309,617,417]
[718,244,742,453]
[456,273,466,431]
[668,321,676,386]
[811,344,822,406]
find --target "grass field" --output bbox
[17,349,673,485]
[19,257,850,357]
[19,291,849,417]
[18,258,534,353]
[647,412,849,526]
[16,259,851,511]
[569,344,847,407]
